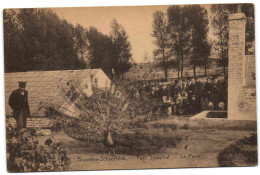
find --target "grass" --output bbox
[41,116,257,170]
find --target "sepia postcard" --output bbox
[4,3,257,172]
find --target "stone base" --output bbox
[188,111,257,130]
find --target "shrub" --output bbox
[6,123,70,172]
[218,134,258,167]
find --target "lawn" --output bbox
[43,115,256,170]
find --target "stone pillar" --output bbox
[228,13,246,120]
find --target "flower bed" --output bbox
[6,123,71,172]
[217,134,257,167]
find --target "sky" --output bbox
[51,5,213,63]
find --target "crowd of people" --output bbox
[128,76,228,116]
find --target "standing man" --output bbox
[9,82,30,129]
[210,76,221,110]
[203,78,212,110]
[168,81,176,114]
[186,78,194,113]
[192,78,204,114]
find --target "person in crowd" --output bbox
[186,78,195,113]
[182,79,188,91]
[151,83,161,114]
[175,92,183,115]
[191,78,204,114]
[221,76,228,110]
[210,76,222,110]
[203,77,212,110]
[186,78,191,88]
[139,75,227,116]
[175,80,183,98]
[158,83,169,114]
[168,81,177,114]
[181,90,189,114]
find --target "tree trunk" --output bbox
[204,63,207,76]
[165,70,168,81]
[220,31,225,76]
[223,65,226,76]
[193,64,196,77]
[181,55,184,78]
[191,28,196,78]
[81,47,84,62]
[178,66,180,79]
[162,48,168,81]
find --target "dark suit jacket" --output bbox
[169,84,176,98]
[193,82,204,98]
[8,89,30,119]
[210,82,222,103]
[203,83,212,98]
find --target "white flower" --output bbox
[115,90,122,98]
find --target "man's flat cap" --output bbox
[18,81,27,87]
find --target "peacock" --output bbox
[103,127,116,156]
[52,77,182,156]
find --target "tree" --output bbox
[241,4,255,54]
[152,11,169,81]
[225,4,255,54]
[4,9,85,73]
[143,50,151,63]
[4,9,24,72]
[211,4,255,75]
[86,27,116,78]
[185,5,211,77]
[167,6,191,78]
[211,4,229,76]
[201,41,212,76]
[74,24,88,62]
[142,51,156,80]
[110,19,132,80]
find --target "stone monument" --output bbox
[228,10,256,120]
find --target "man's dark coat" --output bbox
[8,89,30,120]
[203,82,213,98]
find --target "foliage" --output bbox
[211,4,255,74]
[4,9,133,78]
[218,133,257,167]
[110,19,132,79]
[225,4,255,54]
[211,4,229,75]
[74,24,88,62]
[185,5,211,77]
[83,20,133,79]
[6,123,70,172]
[167,6,191,78]
[153,5,212,79]
[86,27,116,77]
[4,9,86,73]
[152,11,170,81]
